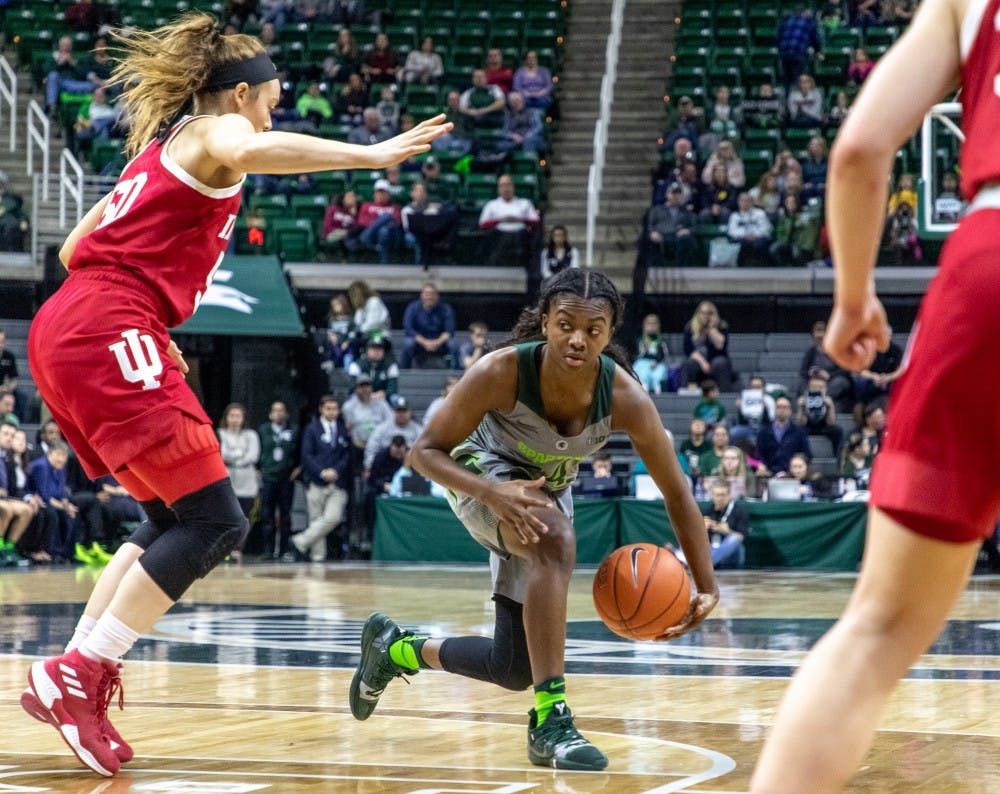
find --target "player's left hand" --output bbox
[367,115,453,168]
[656,591,719,641]
[167,339,189,377]
[824,290,890,372]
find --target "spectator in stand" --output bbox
[81,37,117,94]
[847,47,876,86]
[819,0,850,30]
[770,194,822,265]
[363,434,408,537]
[703,447,755,502]
[400,282,460,370]
[348,280,391,348]
[633,313,669,394]
[343,374,394,457]
[257,401,300,560]
[787,73,824,127]
[648,183,696,266]
[403,37,444,85]
[420,156,452,202]
[0,329,28,422]
[27,441,79,564]
[730,374,775,450]
[701,140,745,190]
[882,0,916,24]
[680,418,710,478]
[65,0,118,35]
[749,172,782,219]
[513,50,555,114]
[348,107,390,146]
[576,451,622,498]
[500,92,545,154]
[433,91,476,156]
[755,395,812,477]
[0,391,17,426]
[799,320,854,407]
[933,171,966,222]
[324,293,357,371]
[698,481,748,568]
[364,395,423,471]
[661,95,704,151]
[851,0,881,30]
[72,86,117,156]
[362,32,400,84]
[323,27,361,82]
[79,475,142,559]
[728,192,774,265]
[683,301,734,391]
[784,452,836,500]
[796,370,844,457]
[740,82,783,130]
[652,138,697,205]
[887,172,918,214]
[401,182,460,267]
[460,323,491,372]
[827,89,853,128]
[694,379,727,426]
[45,36,96,116]
[776,6,822,93]
[295,396,352,561]
[380,163,407,201]
[259,22,284,64]
[705,85,740,147]
[699,164,739,224]
[478,174,540,268]
[540,225,580,279]
[854,326,904,406]
[348,338,400,399]
[296,81,334,126]
[699,424,732,476]
[349,179,402,263]
[854,403,886,457]
[2,425,39,560]
[217,403,260,562]
[459,69,507,129]
[839,432,873,491]
[375,85,401,135]
[484,48,514,94]
[800,136,829,202]
[677,161,702,211]
[885,199,922,264]
[322,190,361,247]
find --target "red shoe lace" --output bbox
[96,668,124,730]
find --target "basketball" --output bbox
[592,543,691,641]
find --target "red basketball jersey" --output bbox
[68,116,243,328]
[959,0,1000,199]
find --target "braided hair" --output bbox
[504,268,637,379]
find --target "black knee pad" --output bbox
[128,498,179,550]
[138,479,249,601]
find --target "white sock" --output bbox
[78,612,139,664]
[65,615,98,653]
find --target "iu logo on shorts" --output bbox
[108,329,163,390]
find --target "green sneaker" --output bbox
[527,702,609,771]
[73,543,95,566]
[88,542,114,566]
[349,613,417,721]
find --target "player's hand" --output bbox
[824,291,890,372]
[167,339,189,377]
[366,115,453,168]
[657,590,719,641]
[483,477,553,546]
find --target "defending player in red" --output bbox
[751,0,1000,790]
[20,13,449,777]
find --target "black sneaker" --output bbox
[349,613,418,721]
[527,702,609,771]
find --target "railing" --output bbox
[585,0,626,267]
[26,100,51,200]
[59,148,85,229]
[0,56,17,152]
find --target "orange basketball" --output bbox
[592,543,691,641]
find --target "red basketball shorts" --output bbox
[869,209,1000,543]
[28,267,223,502]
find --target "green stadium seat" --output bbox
[291,194,329,236]
[461,173,498,209]
[270,218,317,261]
[312,173,350,198]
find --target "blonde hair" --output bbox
[108,13,265,156]
[688,300,726,338]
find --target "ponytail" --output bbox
[108,12,265,157]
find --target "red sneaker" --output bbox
[22,668,133,763]
[23,650,121,776]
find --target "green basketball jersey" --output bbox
[452,342,616,494]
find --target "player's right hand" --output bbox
[657,590,719,641]
[824,291,890,372]
[367,114,453,168]
[484,477,553,546]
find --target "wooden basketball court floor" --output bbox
[2,563,999,793]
